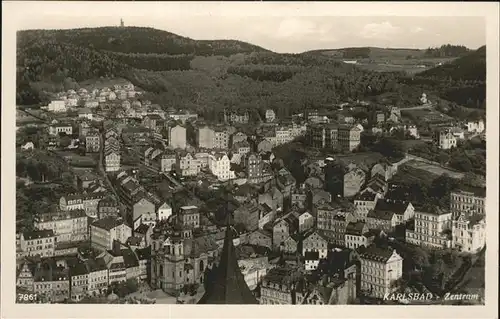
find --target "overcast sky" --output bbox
[10,2,486,54]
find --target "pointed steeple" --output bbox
[198,185,258,304]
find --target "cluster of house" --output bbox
[44,83,138,113]
[433,119,485,150]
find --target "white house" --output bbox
[208,153,235,181]
[298,211,314,233]
[466,120,485,133]
[265,109,276,123]
[157,202,172,221]
[47,100,67,113]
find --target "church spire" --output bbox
[197,181,258,304]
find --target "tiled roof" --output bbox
[23,230,54,240]
[91,217,127,231]
[304,251,320,261]
[367,209,395,220]
[345,221,366,236]
[122,248,139,268]
[135,247,151,261]
[359,245,396,263]
[374,199,409,215]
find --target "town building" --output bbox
[151,226,218,292]
[85,257,109,297]
[85,131,100,153]
[176,152,201,177]
[47,100,67,113]
[78,108,93,121]
[343,167,366,198]
[434,129,457,150]
[273,213,299,250]
[179,206,200,228]
[245,153,263,184]
[451,213,486,253]
[302,231,329,259]
[19,230,56,258]
[208,153,235,181]
[160,153,177,172]
[405,207,452,249]
[359,246,403,299]
[90,217,132,251]
[450,188,486,219]
[466,119,485,133]
[259,267,297,305]
[233,140,251,157]
[344,221,369,249]
[69,261,89,302]
[305,251,320,271]
[353,192,383,222]
[298,211,315,233]
[35,209,88,243]
[49,123,73,136]
[169,125,187,149]
[104,148,121,172]
[32,259,70,302]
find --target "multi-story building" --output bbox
[49,124,73,136]
[161,153,177,172]
[85,131,100,153]
[245,153,263,183]
[208,153,235,181]
[225,109,250,124]
[150,226,218,291]
[104,149,121,172]
[157,202,172,221]
[20,230,56,258]
[307,123,361,152]
[373,199,415,225]
[33,260,70,302]
[176,152,201,177]
[90,217,132,251]
[213,127,230,150]
[451,213,486,253]
[85,257,109,296]
[82,192,106,218]
[450,188,486,219]
[260,267,297,305]
[359,246,403,299]
[466,119,485,133]
[434,129,457,150]
[231,132,248,146]
[169,125,187,149]
[47,100,67,113]
[338,125,362,152]
[366,210,398,234]
[69,261,89,302]
[272,213,299,250]
[233,140,251,157]
[59,194,84,211]
[353,192,383,221]
[78,108,94,121]
[302,231,329,259]
[35,209,88,243]
[298,211,314,233]
[345,221,369,249]
[179,206,200,228]
[405,207,452,249]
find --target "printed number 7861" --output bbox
[17,293,38,303]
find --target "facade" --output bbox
[354,192,383,222]
[466,120,485,133]
[177,153,201,177]
[366,210,397,234]
[169,125,187,149]
[197,126,216,149]
[105,149,121,172]
[47,100,67,112]
[260,267,295,305]
[450,189,486,219]
[20,230,55,258]
[157,202,173,221]
[90,217,132,251]
[85,132,100,153]
[208,153,235,181]
[298,211,315,233]
[179,206,200,228]
[161,153,177,172]
[265,109,276,123]
[272,213,299,250]
[406,207,452,249]
[302,231,329,259]
[86,258,109,296]
[35,209,88,243]
[359,246,403,299]
[69,262,89,302]
[434,129,457,150]
[338,125,362,152]
[307,124,361,152]
[373,199,414,225]
[245,153,263,183]
[345,221,369,249]
[49,124,73,136]
[451,213,486,253]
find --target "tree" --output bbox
[373,137,405,160]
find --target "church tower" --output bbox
[197,188,258,304]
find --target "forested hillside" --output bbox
[16,26,485,113]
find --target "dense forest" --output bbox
[424,44,470,58]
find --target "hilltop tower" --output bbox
[120,18,125,27]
